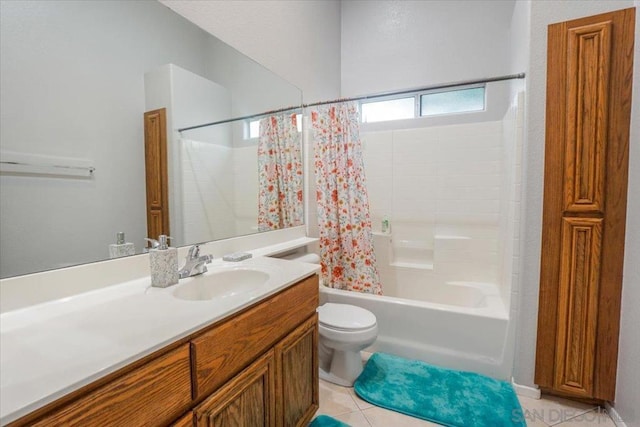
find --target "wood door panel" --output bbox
[554,218,603,396]
[536,7,634,401]
[535,19,568,387]
[564,21,611,213]
[209,378,264,426]
[276,315,319,427]
[144,108,170,239]
[144,109,166,208]
[592,8,635,400]
[148,209,164,241]
[195,350,275,427]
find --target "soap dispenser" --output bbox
[109,232,135,259]
[148,235,178,288]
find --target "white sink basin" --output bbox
[172,269,270,301]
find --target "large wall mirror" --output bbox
[0,0,303,279]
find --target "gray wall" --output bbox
[0,0,211,277]
[160,0,342,104]
[340,0,514,98]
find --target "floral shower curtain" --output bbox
[311,102,382,295]
[258,113,304,231]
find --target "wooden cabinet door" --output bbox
[535,8,635,401]
[275,315,319,427]
[194,350,276,427]
[144,108,170,240]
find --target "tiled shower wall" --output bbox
[180,124,261,243]
[180,138,236,243]
[361,105,522,301]
[499,93,525,311]
[232,143,259,236]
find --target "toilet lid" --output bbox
[317,303,377,331]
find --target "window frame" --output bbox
[358,83,486,123]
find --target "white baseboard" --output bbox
[511,378,541,399]
[605,403,628,427]
[508,383,626,426]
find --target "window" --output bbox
[361,97,415,123]
[358,85,485,123]
[248,119,261,139]
[247,114,302,139]
[420,87,485,116]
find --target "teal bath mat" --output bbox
[309,414,350,427]
[354,353,526,427]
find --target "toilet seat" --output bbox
[317,303,377,331]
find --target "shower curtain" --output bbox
[257,113,304,231]
[311,102,382,295]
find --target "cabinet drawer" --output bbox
[191,275,319,399]
[31,344,192,427]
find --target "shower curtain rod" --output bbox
[305,72,526,108]
[178,105,303,133]
[178,72,525,133]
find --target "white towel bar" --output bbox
[0,151,95,177]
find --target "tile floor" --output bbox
[316,379,618,427]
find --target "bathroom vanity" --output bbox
[1,257,319,427]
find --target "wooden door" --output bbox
[144,108,170,241]
[194,350,276,427]
[275,315,319,427]
[535,8,635,401]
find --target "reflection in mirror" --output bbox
[175,109,304,245]
[257,113,304,231]
[0,0,302,279]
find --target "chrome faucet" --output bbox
[178,245,213,279]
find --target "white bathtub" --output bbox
[319,281,511,379]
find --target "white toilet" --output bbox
[317,302,378,387]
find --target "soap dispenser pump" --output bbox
[148,235,178,288]
[109,232,135,259]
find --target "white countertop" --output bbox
[0,256,319,425]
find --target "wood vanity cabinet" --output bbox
[190,315,318,427]
[10,274,319,427]
[189,276,319,427]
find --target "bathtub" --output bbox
[319,281,511,379]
